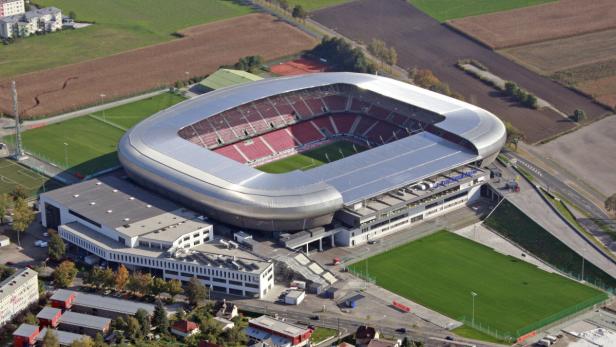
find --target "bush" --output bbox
[309,36,376,74]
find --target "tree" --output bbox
[385,47,398,66]
[42,329,60,347]
[175,308,186,320]
[125,316,141,341]
[53,260,78,288]
[0,193,12,224]
[291,5,307,21]
[71,337,94,347]
[504,121,524,151]
[187,276,207,306]
[606,194,616,213]
[401,337,411,347]
[0,264,16,281]
[48,232,66,261]
[115,264,129,291]
[310,36,376,74]
[150,277,167,298]
[93,333,107,347]
[127,272,152,295]
[68,10,77,20]
[278,0,290,11]
[12,197,34,246]
[413,69,440,89]
[100,267,115,289]
[24,312,37,325]
[524,93,538,109]
[10,185,27,201]
[504,81,519,96]
[573,108,586,122]
[135,308,151,337]
[166,279,183,301]
[152,299,169,333]
[223,325,248,346]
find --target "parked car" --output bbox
[396,328,406,333]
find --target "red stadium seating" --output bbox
[322,95,348,112]
[311,117,336,135]
[365,121,397,143]
[349,98,371,113]
[368,105,391,121]
[288,121,324,144]
[354,117,377,136]
[237,137,273,161]
[332,114,357,133]
[214,145,246,163]
[261,129,299,152]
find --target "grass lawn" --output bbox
[408,0,555,22]
[350,231,606,338]
[288,0,351,11]
[0,158,63,197]
[257,140,365,173]
[5,93,184,176]
[0,0,252,77]
[311,327,337,344]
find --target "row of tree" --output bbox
[504,81,538,109]
[367,39,397,68]
[408,68,464,100]
[309,36,376,74]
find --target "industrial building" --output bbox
[245,315,313,347]
[0,268,38,327]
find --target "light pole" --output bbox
[100,94,106,120]
[471,291,478,325]
[63,142,69,168]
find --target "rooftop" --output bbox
[37,328,89,346]
[13,324,38,338]
[40,176,180,229]
[0,268,37,299]
[58,311,110,330]
[249,315,309,337]
[200,69,263,91]
[52,289,154,316]
[285,290,304,299]
[117,208,211,240]
[37,306,62,320]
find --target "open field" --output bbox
[578,77,616,110]
[0,14,317,118]
[0,158,63,197]
[5,93,184,176]
[501,29,616,75]
[288,0,351,11]
[313,0,609,143]
[408,0,553,22]
[449,0,616,49]
[534,116,616,195]
[350,231,605,337]
[0,0,252,77]
[257,141,365,173]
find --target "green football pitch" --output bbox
[350,231,606,339]
[5,93,184,177]
[257,140,366,173]
[0,158,63,197]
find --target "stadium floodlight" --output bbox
[100,94,106,120]
[471,291,478,325]
[63,142,69,168]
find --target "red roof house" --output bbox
[171,319,200,338]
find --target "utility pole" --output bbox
[11,81,23,159]
[471,291,478,325]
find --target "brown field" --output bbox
[501,29,616,74]
[579,77,616,110]
[0,14,317,118]
[449,0,616,49]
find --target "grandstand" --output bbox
[118,72,506,247]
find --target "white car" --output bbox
[43,232,49,237]
[39,241,48,248]
[34,240,43,247]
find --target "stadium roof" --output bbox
[119,72,505,230]
[199,69,263,91]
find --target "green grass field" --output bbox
[5,93,184,177]
[288,0,351,11]
[350,231,606,338]
[408,0,555,22]
[0,0,252,77]
[0,158,63,197]
[257,140,365,173]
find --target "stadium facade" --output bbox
[118,72,505,246]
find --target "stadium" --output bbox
[118,72,506,248]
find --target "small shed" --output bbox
[284,290,305,305]
[13,324,39,347]
[0,235,10,247]
[37,306,63,328]
[340,293,365,309]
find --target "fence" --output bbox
[459,316,514,343]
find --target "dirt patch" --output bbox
[579,77,616,110]
[449,0,616,49]
[270,58,327,76]
[535,115,616,195]
[0,14,317,118]
[500,29,616,74]
[313,0,609,144]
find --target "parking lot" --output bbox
[0,214,50,266]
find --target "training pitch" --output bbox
[0,158,62,196]
[257,140,366,173]
[349,231,605,338]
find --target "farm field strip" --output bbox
[0,14,317,118]
[1,0,252,77]
[449,0,616,49]
[408,0,554,22]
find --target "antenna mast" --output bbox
[11,81,23,159]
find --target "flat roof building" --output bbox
[51,289,155,319]
[37,306,63,328]
[0,268,38,327]
[246,315,313,347]
[37,328,90,347]
[57,311,111,337]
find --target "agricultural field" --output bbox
[288,0,351,11]
[0,0,252,77]
[0,14,317,118]
[349,231,606,339]
[408,0,554,22]
[0,158,63,197]
[257,141,365,173]
[448,0,616,49]
[5,93,184,176]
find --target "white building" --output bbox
[0,6,62,39]
[0,0,24,17]
[0,268,38,327]
[39,176,274,299]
